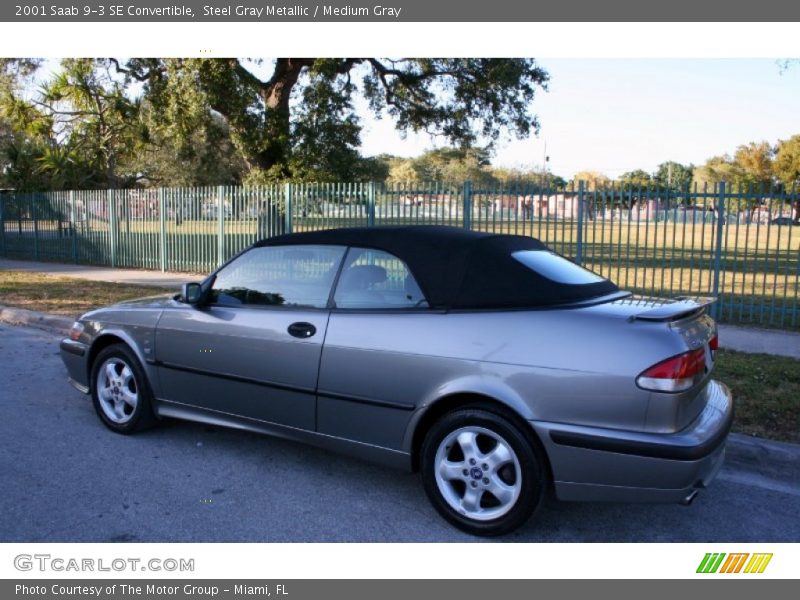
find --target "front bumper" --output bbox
[60,338,90,394]
[531,379,733,503]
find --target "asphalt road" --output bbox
[1,323,798,542]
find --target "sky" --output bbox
[356,58,800,179]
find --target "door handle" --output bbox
[287,322,317,339]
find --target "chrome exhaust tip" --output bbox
[681,490,699,506]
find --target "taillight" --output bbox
[709,334,719,352]
[636,348,707,393]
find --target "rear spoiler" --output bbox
[629,296,717,323]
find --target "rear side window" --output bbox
[512,250,606,285]
[334,248,428,309]
[210,245,346,308]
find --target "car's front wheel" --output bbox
[421,406,546,536]
[90,344,155,434]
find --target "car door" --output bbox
[316,247,436,449]
[155,244,346,430]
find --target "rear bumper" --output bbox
[531,379,733,503]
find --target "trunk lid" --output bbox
[584,294,719,433]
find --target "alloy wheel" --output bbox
[433,426,523,521]
[96,357,139,424]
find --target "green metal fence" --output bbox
[1,181,798,328]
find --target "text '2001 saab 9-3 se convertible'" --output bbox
[60,226,732,536]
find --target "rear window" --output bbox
[512,250,606,285]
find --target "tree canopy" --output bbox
[387,147,494,187]
[692,142,778,192]
[774,134,800,189]
[2,58,800,197]
[618,169,652,189]
[653,161,694,193]
[118,58,550,183]
[570,170,611,191]
[0,58,550,190]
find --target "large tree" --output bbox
[774,134,800,188]
[693,145,775,193]
[2,59,143,190]
[388,147,495,187]
[115,58,549,181]
[570,170,611,191]
[570,170,612,219]
[692,155,745,190]
[0,59,41,189]
[653,161,693,194]
[733,141,775,190]
[774,134,800,222]
[131,111,247,187]
[693,149,776,221]
[618,169,652,189]
[0,113,11,184]
[491,166,566,189]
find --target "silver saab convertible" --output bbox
[60,226,732,536]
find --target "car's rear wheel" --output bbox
[421,407,545,536]
[90,344,155,434]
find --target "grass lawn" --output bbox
[715,349,800,444]
[0,271,169,316]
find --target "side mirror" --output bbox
[182,282,203,305]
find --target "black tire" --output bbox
[90,343,156,434]
[421,405,546,536]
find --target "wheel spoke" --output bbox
[456,431,480,461]
[120,365,134,387]
[488,476,516,506]
[461,486,483,513]
[98,386,113,404]
[438,459,465,481]
[113,399,126,420]
[485,442,513,471]
[104,362,117,383]
[121,388,138,408]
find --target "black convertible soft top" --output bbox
[255,225,619,309]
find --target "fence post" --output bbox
[367,182,376,227]
[31,194,39,260]
[69,190,78,263]
[108,189,117,267]
[284,182,293,234]
[463,180,472,230]
[217,185,226,267]
[0,193,5,257]
[712,182,726,317]
[159,188,167,272]
[576,181,585,264]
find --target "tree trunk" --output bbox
[247,59,311,176]
[197,59,312,177]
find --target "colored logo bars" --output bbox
[696,553,773,574]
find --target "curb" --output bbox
[0,305,74,335]
[725,433,800,484]
[718,324,800,360]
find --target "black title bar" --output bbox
[3,0,800,22]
